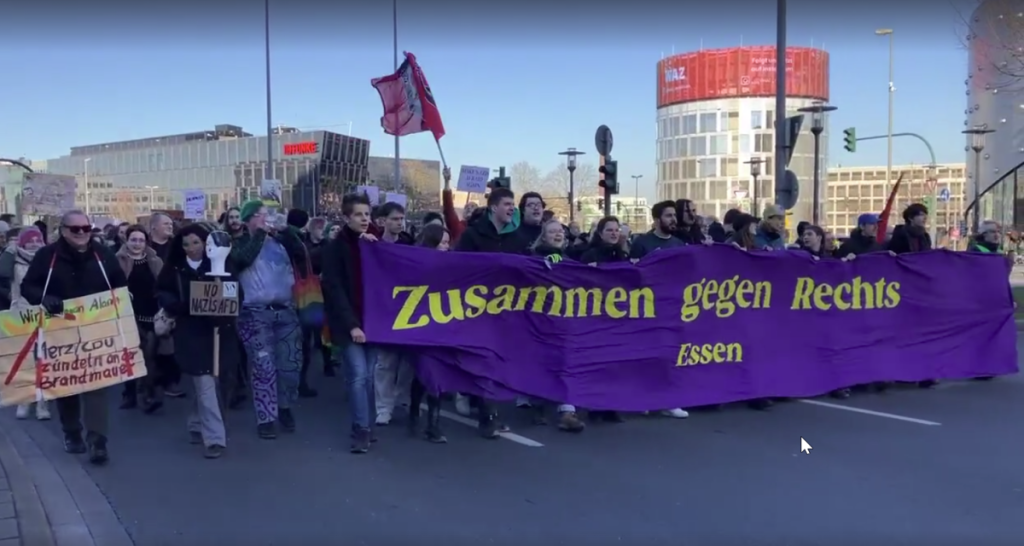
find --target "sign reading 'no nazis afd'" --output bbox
[0,288,146,407]
[359,243,1018,411]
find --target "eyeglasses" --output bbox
[63,225,91,234]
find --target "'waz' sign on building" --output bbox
[664,67,686,83]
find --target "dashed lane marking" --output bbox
[420,405,545,447]
[798,399,942,426]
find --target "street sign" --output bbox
[594,125,614,156]
[925,178,937,193]
[938,187,951,202]
[775,169,799,210]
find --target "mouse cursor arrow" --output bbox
[800,437,812,454]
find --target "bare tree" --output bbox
[509,161,544,195]
[541,163,599,198]
[959,1,1024,89]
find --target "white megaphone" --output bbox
[206,230,232,277]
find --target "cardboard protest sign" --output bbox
[0,288,146,407]
[189,281,239,316]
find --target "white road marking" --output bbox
[797,399,942,426]
[419,405,545,447]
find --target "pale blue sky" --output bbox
[0,0,975,202]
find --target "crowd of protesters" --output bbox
[0,167,1008,463]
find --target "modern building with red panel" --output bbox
[655,46,830,228]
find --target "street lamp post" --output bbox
[558,147,585,223]
[797,101,838,225]
[83,158,92,216]
[925,163,939,244]
[963,125,995,233]
[875,28,895,197]
[744,157,763,213]
[631,174,642,202]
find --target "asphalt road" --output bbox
[15,345,1024,546]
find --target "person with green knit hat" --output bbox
[230,199,309,440]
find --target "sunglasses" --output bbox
[63,225,91,234]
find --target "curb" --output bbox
[0,412,133,546]
[0,422,56,546]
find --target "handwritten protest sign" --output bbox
[356,185,380,205]
[384,192,407,208]
[189,281,239,316]
[456,166,490,193]
[21,173,77,216]
[0,288,145,407]
[261,179,282,207]
[184,190,206,219]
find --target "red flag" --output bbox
[370,52,446,140]
[876,172,905,244]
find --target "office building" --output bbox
[825,163,966,240]
[966,0,1024,230]
[575,196,650,231]
[367,156,442,221]
[38,124,370,220]
[656,46,830,225]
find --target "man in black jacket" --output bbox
[455,188,525,438]
[321,193,381,454]
[20,210,128,465]
[837,214,884,257]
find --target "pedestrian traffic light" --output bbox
[843,127,856,153]
[599,160,619,195]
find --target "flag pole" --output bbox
[434,139,448,170]
[392,0,401,192]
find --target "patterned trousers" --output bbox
[238,306,303,425]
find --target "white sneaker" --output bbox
[454,394,472,417]
[515,396,532,408]
[15,405,29,419]
[36,401,51,421]
[375,412,392,426]
[660,408,689,419]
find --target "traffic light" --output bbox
[488,166,511,190]
[598,160,619,195]
[576,200,582,212]
[843,127,856,153]
[598,198,604,210]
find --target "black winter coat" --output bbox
[455,215,530,255]
[320,229,362,346]
[155,257,242,376]
[21,239,128,306]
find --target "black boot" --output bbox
[425,399,447,443]
[87,435,109,465]
[63,432,86,454]
[408,378,426,436]
[142,386,164,415]
[120,383,137,409]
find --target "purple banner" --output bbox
[361,242,1018,411]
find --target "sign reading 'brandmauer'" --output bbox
[190,281,239,317]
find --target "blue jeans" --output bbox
[341,342,380,431]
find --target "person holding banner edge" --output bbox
[20,210,128,465]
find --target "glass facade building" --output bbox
[656,96,827,227]
[37,125,370,219]
[967,0,1024,231]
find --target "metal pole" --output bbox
[392,0,401,191]
[264,0,274,188]
[568,170,575,223]
[752,173,759,212]
[974,149,982,233]
[886,33,894,199]
[84,159,91,216]
[811,131,821,224]
[774,0,787,207]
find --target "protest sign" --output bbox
[189,281,239,316]
[0,288,145,407]
[261,179,282,206]
[21,173,77,216]
[361,243,1018,411]
[356,185,380,205]
[456,166,490,193]
[384,192,407,208]
[184,190,206,219]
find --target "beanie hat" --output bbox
[287,209,310,229]
[239,200,264,222]
[17,227,43,247]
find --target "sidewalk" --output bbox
[0,411,132,546]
